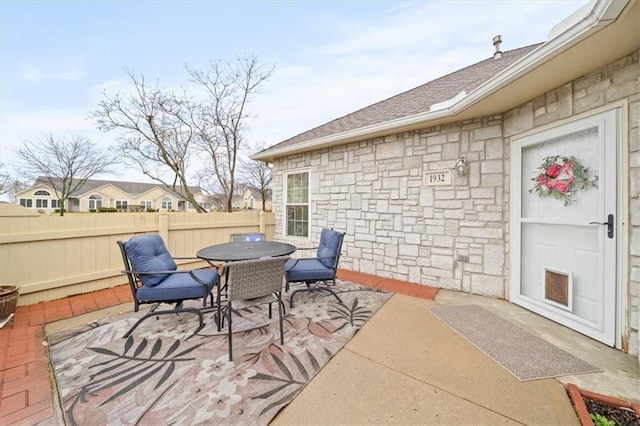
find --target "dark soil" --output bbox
[583,397,640,426]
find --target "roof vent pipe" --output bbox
[493,35,503,59]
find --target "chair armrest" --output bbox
[122,269,185,275]
[188,270,218,286]
[172,256,201,260]
[284,258,298,271]
[284,254,342,272]
[123,268,218,287]
[289,254,340,261]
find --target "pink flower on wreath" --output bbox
[530,155,598,206]
[561,162,573,174]
[545,163,562,178]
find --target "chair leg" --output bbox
[123,313,153,338]
[216,286,223,331]
[278,294,284,345]
[227,301,233,361]
[123,306,204,338]
[289,283,343,308]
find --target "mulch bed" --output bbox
[583,397,640,426]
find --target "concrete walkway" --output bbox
[1,269,638,424]
[273,294,579,425]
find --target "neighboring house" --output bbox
[254,0,640,361]
[208,193,243,211]
[15,177,210,213]
[241,187,272,211]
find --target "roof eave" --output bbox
[252,0,634,163]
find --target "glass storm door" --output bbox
[510,109,619,346]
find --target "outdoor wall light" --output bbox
[454,155,468,176]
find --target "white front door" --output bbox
[510,108,619,346]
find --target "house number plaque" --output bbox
[424,170,452,186]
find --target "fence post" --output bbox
[259,211,266,234]
[159,211,169,242]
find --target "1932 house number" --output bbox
[424,170,452,186]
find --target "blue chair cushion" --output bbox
[285,258,335,282]
[317,228,342,268]
[136,269,219,302]
[125,234,177,286]
[245,234,264,241]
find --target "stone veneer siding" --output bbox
[273,51,639,358]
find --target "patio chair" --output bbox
[221,256,288,361]
[285,228,345,308]
[229,232,266,242]
[117,234,219,338]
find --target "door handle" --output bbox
[589,214,614,239]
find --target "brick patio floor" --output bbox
[0,270,437,425]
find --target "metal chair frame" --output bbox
[285,229,345,308]
[117,239,218,338]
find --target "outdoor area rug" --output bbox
[429,304,600,381]
[48,280,391,425]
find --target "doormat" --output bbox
[429,304,600,381]
[48,280,392,425]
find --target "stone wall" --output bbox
[272,50,639,357]
[273,116,509,298]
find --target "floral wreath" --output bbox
[529,155,598,206]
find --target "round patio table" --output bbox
[196,241,296,262]
[196,241,297,331]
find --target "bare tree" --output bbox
[15,135,116,216]
[188,56,273,212]
[240,142,272,211]
[0,163,12,196]
[90,70,207,212]
[1,163,30,201]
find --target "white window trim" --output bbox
[89,195,102,210]
[283,168,311,241]
[161,198,173,210]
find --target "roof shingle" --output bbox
[265,44,541,152]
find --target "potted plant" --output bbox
[0,285,20,327]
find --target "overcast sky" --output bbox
[0,0,589,184]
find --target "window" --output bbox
[34,190,50,208]
[20,198,33,208]
[115,200,128,209]
[51,199,59,208]
[162,198,172,210]
[89,195,102,210]
[285,171,309,237]
[140,201,152,210]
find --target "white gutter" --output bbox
[252,0,629,162]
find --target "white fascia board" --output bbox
[252,107,454,161]
[253,0,627,162]
[454,0,627,110]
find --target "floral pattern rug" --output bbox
[48,280,391,425]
